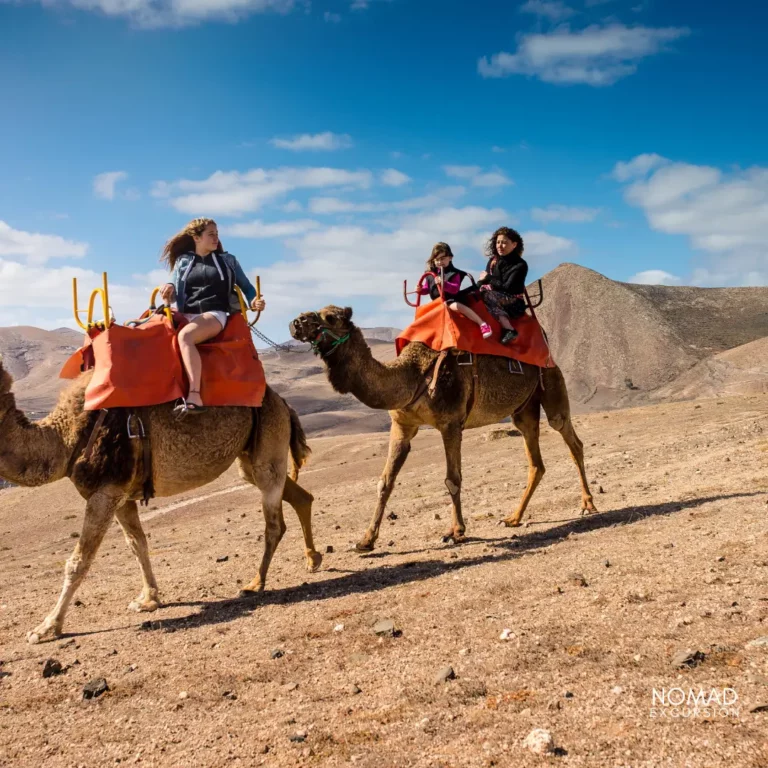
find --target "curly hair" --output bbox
[425,241,455,270]
[485,226,524,259]
[161,217,223,270]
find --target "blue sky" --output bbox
[2,0,767,339]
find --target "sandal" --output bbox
[174,390,207,419]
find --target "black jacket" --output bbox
[478,255,528,296]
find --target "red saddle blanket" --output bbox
[395,296,554,368]
[60,312,266,411]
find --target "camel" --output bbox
[290,306,596,551]
[0,359,322,644]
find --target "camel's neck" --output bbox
[323,329,424,411]
[0,393,74,487]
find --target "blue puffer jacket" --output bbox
[167,251,257,314]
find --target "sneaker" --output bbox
[501,328,518,344]
[480,322,493,339]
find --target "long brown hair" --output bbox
[425,241,455,270]
[161,217,223,270]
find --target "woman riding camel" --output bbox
[477,226,528,344]
[159,217,265,417]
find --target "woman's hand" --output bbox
[250,297,266,312]
[480,284,491,292]
[478,271,488,280]
[160,283,175,304]
[434,275,442,285]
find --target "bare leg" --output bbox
[504,401,545,527]
[540,368,597,514]
[114,500,161,612]
[357,419,419,552]
[441,423,466,542]
[448,302,485,328]
[282,476,322,572]
[177,314,224,407]
[28,488,126,643]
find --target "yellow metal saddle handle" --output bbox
[234,276,262,327]
[72,272,113,331]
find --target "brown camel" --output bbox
[0,359,322,644]
[290,306,596,551]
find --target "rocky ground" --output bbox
[1,395,767,766]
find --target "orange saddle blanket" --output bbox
[395,296,554,368]
[60,312,266,411]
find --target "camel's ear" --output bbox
[342,306,353,321]
[0,356,11,395]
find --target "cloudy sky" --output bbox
[1,0,767,340]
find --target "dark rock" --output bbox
[325,545,334,554]
[568,572,588,587]
[82,677,109,700]
[347,684,362,695]
[216,555,229,563]
[222,690,237,700]
[270,648,285,659]
[42,659,63,678]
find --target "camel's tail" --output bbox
[288,405,311,481]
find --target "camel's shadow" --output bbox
[108,491,764,636]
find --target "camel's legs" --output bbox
[240,461,288,594]
[282,476,322,573]
[27,488,126,643]
[440,423,466,541]
[540,370,597,514]
[504,400,545,527]
[356,419,419,552]
[114,500,161,613]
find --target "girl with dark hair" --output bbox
[159,217,265,417]
[418,242,493,339]
[477,227,528,344]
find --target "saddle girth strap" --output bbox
[127,409,154,506]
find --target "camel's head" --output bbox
[289,306,355,356]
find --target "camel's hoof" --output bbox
[581,505,598,517]
[239,586,264,598]
[502,517,522,528]
[306,551,323,573]
[355,542,375,553]
[128,600,160,613]
[442,532,466,545]
[26,623,60,645]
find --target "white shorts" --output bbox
[183,311,228,331]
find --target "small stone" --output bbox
[42,659,63,678]
[459,648,471,656]
[284,682,299,692]
[334,623,345,632]
[434,513,441,520]
[671,649,705,668]
[222,690,237,700]
[568,572,588,587]
[434,666,456,684]
[325,545,334,554]
[178,691,188,699]
[387,540,395,547]
[82,677,109,700]
[347,684,362,695]
[612,686,623,695]
[597,486,605,494]
[523,728,555,755]
[564,691,574,698]
[603,559,611,567]
[58,639,76,649]
[499,628,515,641]
[290,730,307,743]
[386,512,398,520]
[747,636,768,648]
[70,532,80,538]
[270,648,284,659]
[750,703,768,713]
[716,556,726,562]
[216,555,229,563]
[633,654,642,662]
[373,619,396,637]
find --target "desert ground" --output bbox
[1,393,767,766]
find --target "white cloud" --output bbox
[531,204,600,223]
[270,132,353,151]
[324,11,341,22]
[478,23,690,86]
[152,166,373,216]
[523,230,576,258]
[282,200,303,213]
[0,221,88,265]
[381,169,411,187]
[93,171,128,200]
[23,0,295,28]
[224,219,322,238]
[628,269,681,286]
[616,155,768,285]
[308,186,466,215]
[443,165,512,187]
[520,0,576,21]
[610,153,667,181]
